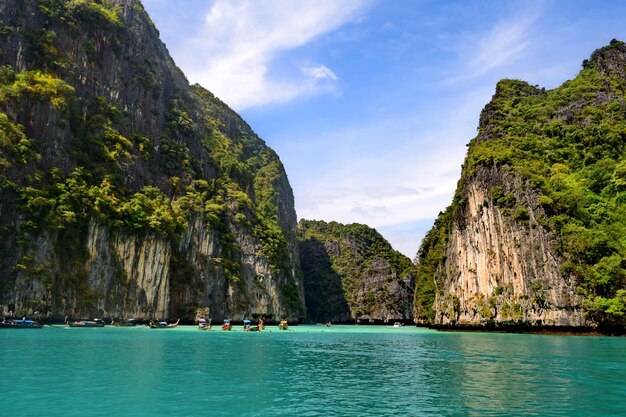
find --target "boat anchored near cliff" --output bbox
[197,318,212,330]
[149,319,180,329]
[111,319,137,327]
[66,318,106,327]
[0,318,43,329]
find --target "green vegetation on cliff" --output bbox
[1,0,291,255]
[0,0,301,319]
[298,219,415,322]
[417,40,626,327]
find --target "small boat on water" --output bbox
[393,322,404,328]
[278,320,288,330]
[111,319,137,327]
[149,319,180,329]
[0,318,43,329]
[221,319,232,331]
[67,318,106,327]
[244,319,264,332]
[197,318,212,330]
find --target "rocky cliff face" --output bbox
[416,40,626,330]
[433,165,585,327]
[0,0,304,321]
[298,220,415,323]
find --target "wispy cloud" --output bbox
[448,2,545,82]
[292,121,468,227]
[467,17,533,75]
[303,65,338,81]
[172,0,369,110]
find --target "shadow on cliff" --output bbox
[299,237,351,323]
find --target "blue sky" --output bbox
[142,0,626,258]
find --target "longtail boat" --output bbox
[149,319,180,329]
[197,318,212,330]
[111,319,137,327]
[67,318,106,327]
[0,318,43,329]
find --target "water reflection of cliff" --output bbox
[416,333,626,416]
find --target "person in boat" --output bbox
[221,319,231,330]
[278,319,288,330]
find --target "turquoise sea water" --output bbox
[1,325,625,416]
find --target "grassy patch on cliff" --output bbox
[39,0,123,27]
[0,65,73,170]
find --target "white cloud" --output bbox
[303,65,338,81]
[378,220,433,260]
[172,0,369,110]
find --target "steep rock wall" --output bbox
[176,214,299,321]
[0,0,304,321]
[434,166,586,326]
[86,219,171,319]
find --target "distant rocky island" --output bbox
[298,219,415,323]
[0,0,624,332]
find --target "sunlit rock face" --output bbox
[433,165,586,327]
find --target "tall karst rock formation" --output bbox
[298,220,415,323]
[0,0,305,321]
[415,40,626,331]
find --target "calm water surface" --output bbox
[1,325,624,416]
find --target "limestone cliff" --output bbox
[430,165,585,327]
[298,220,415,323]
[415,40,626,330]
[0,0,304,321]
